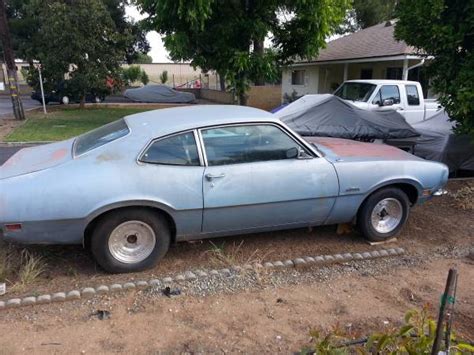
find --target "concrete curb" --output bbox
[0,247,405,311]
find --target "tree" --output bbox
[31,0,125,107]
[159,70,168,84]
[4,0,150,104]
[133,53,153,64]
[102,0,150,64]
[136,0,349,105]
[395,0,474,137]
[0,0,24,119]
[338,0,397,33]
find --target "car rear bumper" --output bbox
[0,219,84,245]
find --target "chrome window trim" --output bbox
[137,129,204,167]
[196,121,320,167]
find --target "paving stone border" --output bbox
[0,247,405,311]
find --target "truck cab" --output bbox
[334,80,441,125]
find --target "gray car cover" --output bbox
[409,110,474,172]
[277,95,419,140]
[124,85,196,103]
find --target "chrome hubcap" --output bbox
[370,198,403,234]
[108,221,156,264]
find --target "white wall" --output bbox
[281,65,319,102]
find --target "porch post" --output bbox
[402,57,409,80]
[343,62,349,81]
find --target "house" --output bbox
[282,20,431,101]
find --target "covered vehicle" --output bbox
[275,94,419,140]
[1,105,448,273]
[124,84,196,103]
[394,110,474,173]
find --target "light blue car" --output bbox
[0,105,448,273]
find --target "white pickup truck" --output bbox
[333,80,442,125]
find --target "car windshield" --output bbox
[334,82,377,102]
[74,119,129,156]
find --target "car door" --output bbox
[401,84,424,124]
[371,84,403,112]
[199,123,339,233]
[138,130,205,236]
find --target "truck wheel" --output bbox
[90,209,170,273]
[357,187,409,242]
[61,96,70,105]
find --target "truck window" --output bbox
[405,85,420,105]
[372,85,401,105]
[333,82,376,102]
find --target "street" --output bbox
[0,145,24,165]
[0,95,41,117]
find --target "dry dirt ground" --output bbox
[0,118,22,141]
[0,258,472,354]
[0,181,473,353]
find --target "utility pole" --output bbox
[0,0,25,120]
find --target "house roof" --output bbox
[305,21,418,63]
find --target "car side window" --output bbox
[201,124,307,166]
[141,132,200,166]
[405,85,420,105]
[372,85,401,105]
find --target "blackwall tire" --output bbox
[358,187,410,242]
[90,209,170,273]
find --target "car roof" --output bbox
[344,79,420,85]
[124,105,277,138]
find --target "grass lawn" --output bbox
[4,107,152,142]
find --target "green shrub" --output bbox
[300,306,474,355]
[122,65,142,86]
[159,70,168,84]
[140,70,149,85]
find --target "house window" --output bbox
[291,70,305,85]
[386,67,402,80]
[360,68,373,79]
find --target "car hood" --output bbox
[304,137,422,163]
[0,139,73,180]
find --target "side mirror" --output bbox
[286,147,298,159]
[382,98,394,106]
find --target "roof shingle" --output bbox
[307,21,417,63]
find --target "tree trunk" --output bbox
[238,91,248,106]
[219,73,226,91]
[79,94,85,109]
[253,38,265,86]
[0,0,25,120]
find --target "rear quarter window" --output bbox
[74,119,129,156]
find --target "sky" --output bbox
[125,5,171,63]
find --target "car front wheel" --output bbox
[357,187,409,242]
[90,209,170,273]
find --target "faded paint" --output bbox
[51,148,68,161]
[0,105,449,248]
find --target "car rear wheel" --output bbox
[90,209,170,273]
[357,187,409,242]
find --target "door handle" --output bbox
[205,173,226,181]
